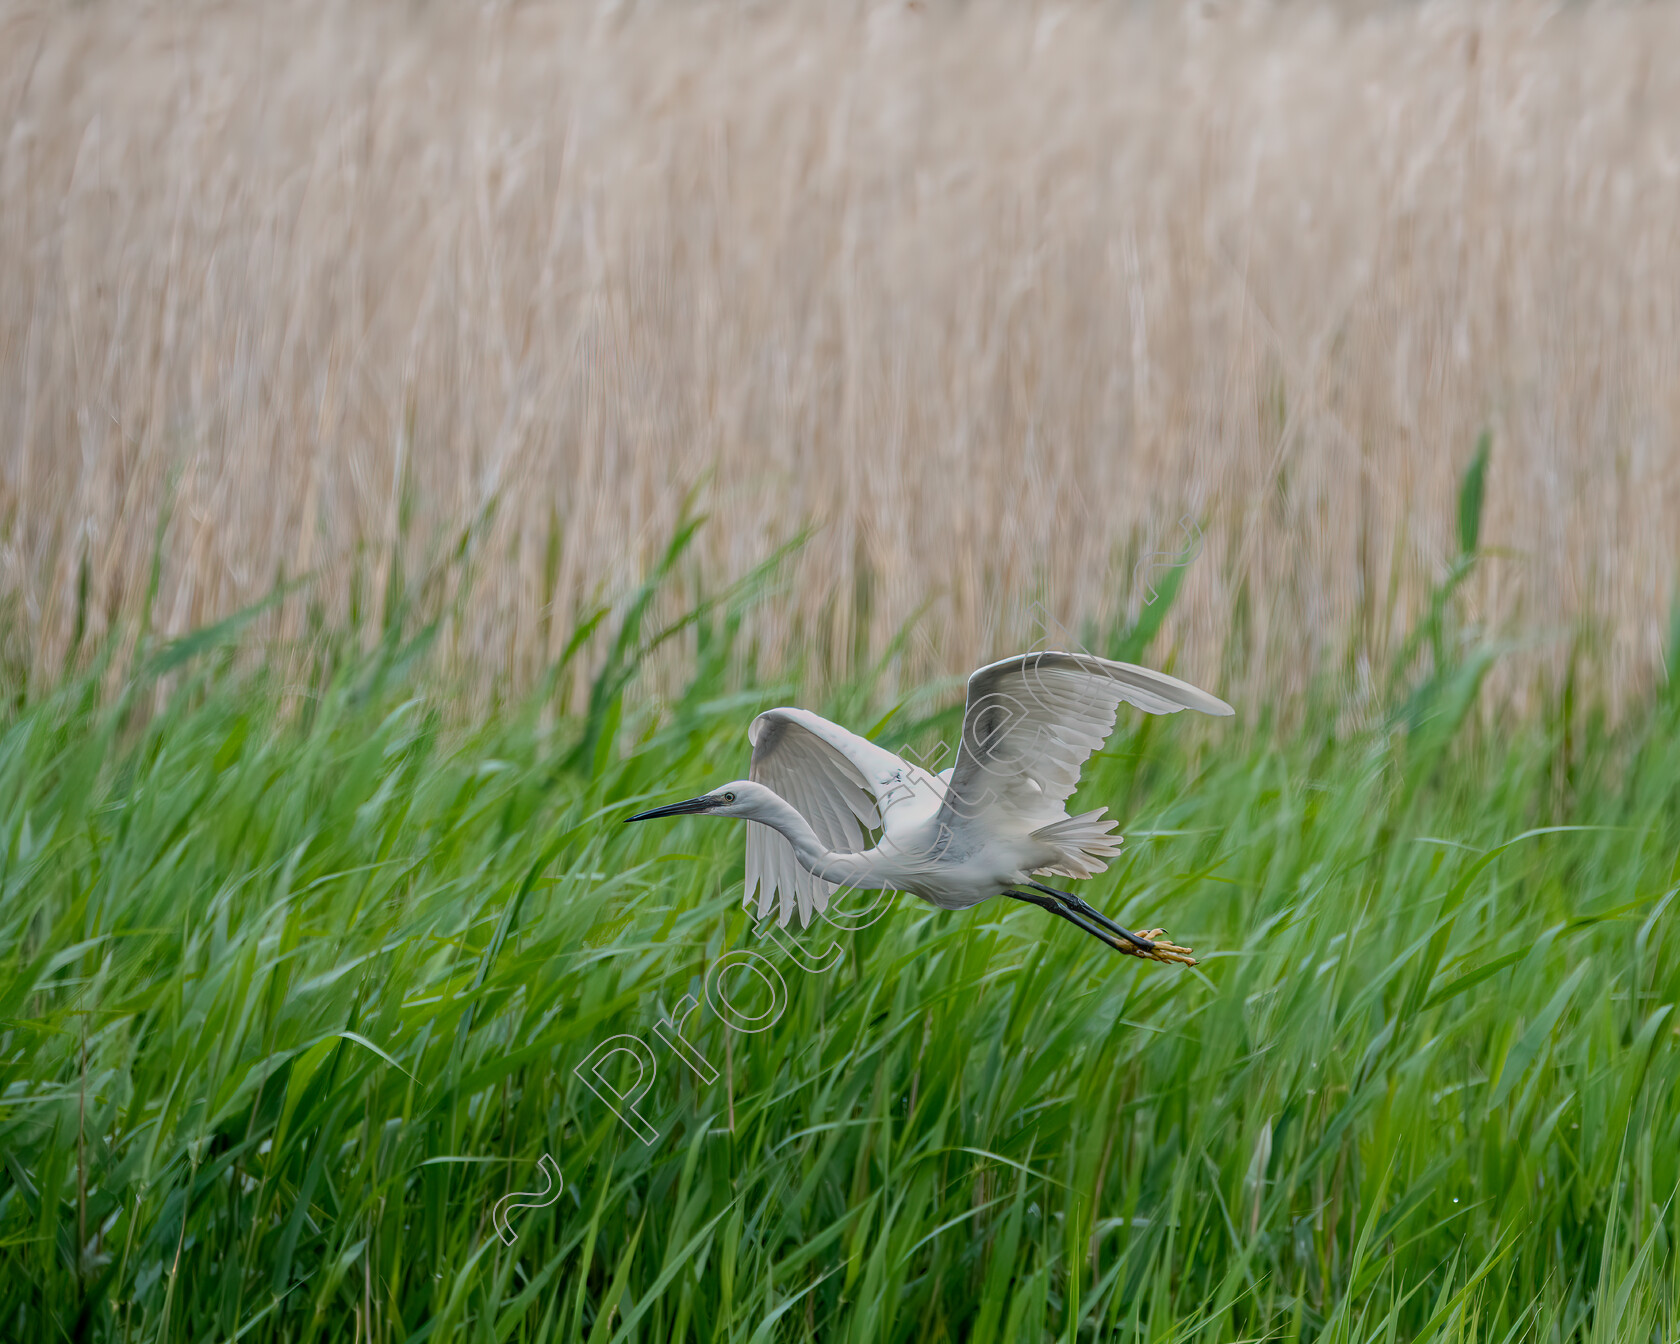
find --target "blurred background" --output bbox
[4,0,1678,715]
[7,7,1680,1340]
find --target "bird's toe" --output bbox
[1138,930,1195,966]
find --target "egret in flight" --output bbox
[626,652,1233,965]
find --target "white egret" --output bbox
[626,651,1234,965]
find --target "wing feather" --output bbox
[936,652,1233,840]
[745,709,902,927]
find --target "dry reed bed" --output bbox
[1,0,1677,713]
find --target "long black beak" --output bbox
[624,794,720,823]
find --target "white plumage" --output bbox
[627,651,1234,965]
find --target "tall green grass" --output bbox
[2,537,1678,1341]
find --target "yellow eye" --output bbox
[724,791,736,802]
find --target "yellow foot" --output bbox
[1131,928,1196,967]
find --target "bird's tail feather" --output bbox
[1031,808,1123,879]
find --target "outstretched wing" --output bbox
[934,652,1233,838]
[745,708,913,928]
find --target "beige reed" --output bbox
[2,0,1677,714]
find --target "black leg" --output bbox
[1004,889,1138,955]
[1026,881,1158,953]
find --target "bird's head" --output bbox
[623,779,771,824]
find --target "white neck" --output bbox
[741,791,877,888]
